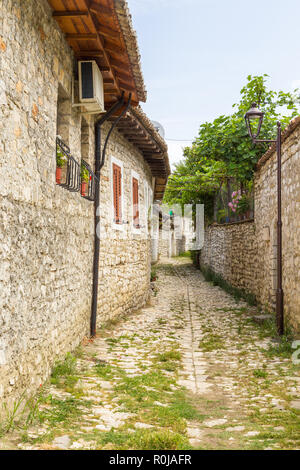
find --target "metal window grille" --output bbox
[56,137,80,192]
[80,159,97,202]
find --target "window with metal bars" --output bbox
[80,160,97,201]
[56,137,80,192]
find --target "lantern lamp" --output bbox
[244,102,264,140]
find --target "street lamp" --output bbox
[245,103,284,336]
[244,102,264,140]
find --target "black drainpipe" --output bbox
[91,93,132,337]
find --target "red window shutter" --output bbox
[113,164,122,224]
[118,166,122,222]
[132,177,139,228]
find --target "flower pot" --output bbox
[56,167,62,184]
[81,181,87,197]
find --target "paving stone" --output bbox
[203,419,228,428]
[290,400,300,410]
[135,423,154,429]
[226,426,245,432]
[52,435,71,450]
[2,258,299,451]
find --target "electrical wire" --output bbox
[166,138,193,142]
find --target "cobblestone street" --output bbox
[1,258,299,450]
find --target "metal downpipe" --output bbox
[90,94,132,337]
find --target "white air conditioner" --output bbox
[78,60,105,114]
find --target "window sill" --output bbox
[132,226,142,235]
[112,222,125,232]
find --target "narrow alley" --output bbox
[1,258,299,450]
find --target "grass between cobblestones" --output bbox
[1,258,299,450]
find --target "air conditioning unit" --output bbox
[78,60,105,114]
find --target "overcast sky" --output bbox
[127,0,300,168]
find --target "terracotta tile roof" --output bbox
[109,105,170,199]
[129,106,171,177]
[256,115,300,170]
[113,0,147,102]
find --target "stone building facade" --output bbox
[151,212,195,262]
[0,0,169,409]
[199,117,300,333]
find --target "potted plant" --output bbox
[80,163,89,197]
[56,144,67,184]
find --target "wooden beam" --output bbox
[115,71,133,83]
[110,57,129,71]
[123,132,145,138]
[117,123,139,130]
[136,143,159,149]
[53,11,89,18]
[128,141,153,146]
[143,153,164,158]
[127,137,151,142]
[89,2,112,16]
[104,88,119,95]
[156,178,167,184]
[98,25,120,40]
[119,81,136,92]
[76,50,104,57]
[66,34,97,40]
[103,78,115,84]
[104,41,126,55]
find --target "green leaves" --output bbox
[164,74,300,220]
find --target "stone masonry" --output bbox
[200,221,258,296]
[254,120,300,332]
[0,0,153,410]
[200,119,300,333]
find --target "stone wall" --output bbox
[0,0,152,409]
[199,121,300,333]
[200,221,258,295]
[254,123,300,332]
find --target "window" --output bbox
[111,157,124,230]
[113,162,122,224]
[132,171,140,230]
[144,182,153,233]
